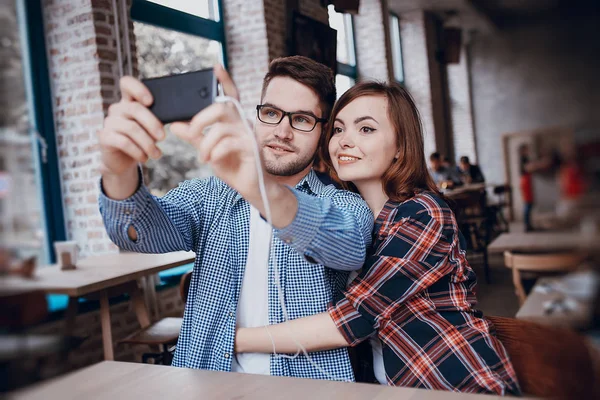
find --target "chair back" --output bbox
[452,188,487,221]
[487,315,600,399]
[179,270,193,303]
[504,251,587,273]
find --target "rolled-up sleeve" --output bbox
[98,172,209,254]
[274,188,373,271]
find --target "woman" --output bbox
[235,82,521,395]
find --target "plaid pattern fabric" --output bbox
[99,169,373,381]
[329,192,521,395]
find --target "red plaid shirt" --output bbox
[328,192,521,395]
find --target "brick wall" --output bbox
[43,0,115,257]
[223,0,270,117]
[354,0,392,81]
[469,13,600,186]
[400,10,437,157]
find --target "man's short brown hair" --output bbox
[260,56,336,120]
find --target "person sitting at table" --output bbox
[234,81,521,395]
[458,156,485,184]
[429,152,462,189]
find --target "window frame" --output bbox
[17,0,67,263]
[389,12,405,85]
[328,7,357,83]
[131,0,228,68]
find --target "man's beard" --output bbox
[262,148,314,177]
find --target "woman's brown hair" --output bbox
[320,81,440,203]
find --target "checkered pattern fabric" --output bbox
[328,192,521,394]
[99,169,373,381]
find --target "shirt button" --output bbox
[224,352,230,359]
[284,238,292,244]
[229,312,234,318]
[124,210,131,215]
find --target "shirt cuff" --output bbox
[98,169,150,243]
[328,297,376,347]
[273,187,325,263]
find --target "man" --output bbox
[458,156,485,184]
[97,56,373,380]
[429,152,461,188]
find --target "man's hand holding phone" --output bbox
[98,76,165,200]
[169,66,273,207]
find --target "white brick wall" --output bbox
[469,14,600,186]
[223,0,270,117]
[354,0,392,81]
[400,10,437,157]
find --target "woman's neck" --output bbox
[354,180,389,218]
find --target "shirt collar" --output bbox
[295,169,325,196]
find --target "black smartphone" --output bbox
[142,68,217,124]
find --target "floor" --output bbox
[468,221,524,318]
[469,252,520,318]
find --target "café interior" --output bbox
[1,0,599,398]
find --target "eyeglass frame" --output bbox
[255,104,327,132]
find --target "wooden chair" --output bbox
[487,315,600,399]
[503,251,587,305]
[489,184,512,232]
[452,188,492,283]
[118,270,192,365]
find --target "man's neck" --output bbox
[354,180,389,218]
[269,166,312,188]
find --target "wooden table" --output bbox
[10,361,535,400]
[444,183,486,199]
[516,277,593,329]
[0,251,195,360]
[487,232,599,254]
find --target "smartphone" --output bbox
[142,68,217,124]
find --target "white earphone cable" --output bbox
[213,96,349,381]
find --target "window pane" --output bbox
[146,0,218,21]
[134,22,223,195]
[390,15,404,83]
[328,5,355,66]
[0,0,45,261]
[335,75,355,99]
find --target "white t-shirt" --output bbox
[231,206,272,375]
[348,271,387,385]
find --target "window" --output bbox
[328,5,357,98]
[145,0,219,21]
[0,0,66,264]
[389,14,404,84]
[131,0,226,195]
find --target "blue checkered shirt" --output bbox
[99,170,373,381]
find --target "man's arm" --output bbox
[273,188,373,271]
[99,170,207,254]
[98,76,207,253]
[235,312,349,354]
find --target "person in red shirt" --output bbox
[234,82,520,395]
[518,144,535,232]
[556,140,588,216]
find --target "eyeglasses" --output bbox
[256,105,327,132]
